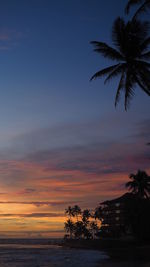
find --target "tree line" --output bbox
[64,205,101,240]
[64,170,150,240]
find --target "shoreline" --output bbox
[62,239,150,262]
[97,260,150,267]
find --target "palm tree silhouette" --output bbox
[65,206,73,219]
[82,209,91,226]
[125,0,150,19]
[74,221,84,239]
[64,219,74,239]
[72,205,81,221]
[90,17,150,110]
[94,206,103,221]
[90,221,99,239]
[126,170,150,199]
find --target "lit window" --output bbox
[116,210,120,214]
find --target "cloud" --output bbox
[24,140,150,176]
[0,116,149,214]
[0,230,64,238]
[3,115,149,171]
[7,116,147,178]
[16,188,36,195]
[0,212,64,218]
[7,114,134,157]
[0,200,82,207]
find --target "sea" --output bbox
[0,239,109,267]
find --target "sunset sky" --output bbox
[0,0,149,238]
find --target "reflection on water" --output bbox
[0,244,61,249]
[0,242,108,267]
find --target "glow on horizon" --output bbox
[0,155,149,237]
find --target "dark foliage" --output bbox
[126,170,150,198]
[125,0,150,19]
[90,18,150,110]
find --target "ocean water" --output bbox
[0,240,108,267]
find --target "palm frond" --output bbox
[140,37,150,52]
[125,181,131,188]
[90,16,150,110]
[128,20,149,41]
[90,64,120,81]
[136,64,150,90]
[115,72,125,107]
[139,68,150,86]
[136,76,150,95]
[90,41,124,61]
[141,51,150,60]
[133,0,150,19]
[116,20,149,58]
[125,0,143,14]
[104,64,125,84]
[125,181,137,191]
[135,60,150,68]
[112,17,125,49]
[124,72,135,110]
[129,174,138,181]
[135,61,150,86]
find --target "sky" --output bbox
[0,0,149,238]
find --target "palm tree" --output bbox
[125,0,150,19]
[65,206,73,219]
[72,205,81,221]
[90,17,150,110]
[83,226,92,239]
[90,221,99,239]
[94,206,103,221]
[74,221,84,239]
[126,170,150,198]
[82,209,91,226]
[64,219,74,239]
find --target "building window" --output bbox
[116,210,120,214]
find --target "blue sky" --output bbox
[0,0,149,139]
[0,0,149,132]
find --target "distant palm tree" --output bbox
[126,170,150,199]
[90,17,150,110]
[94,206,103,221]
[72,205,81,221]
[74,221,84,239]
[65,206,73,219]
[90,221,99,239]
[83,226,92,239]
[82,209,91,226]
[64,219,74,239]
[125,0,150,19]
